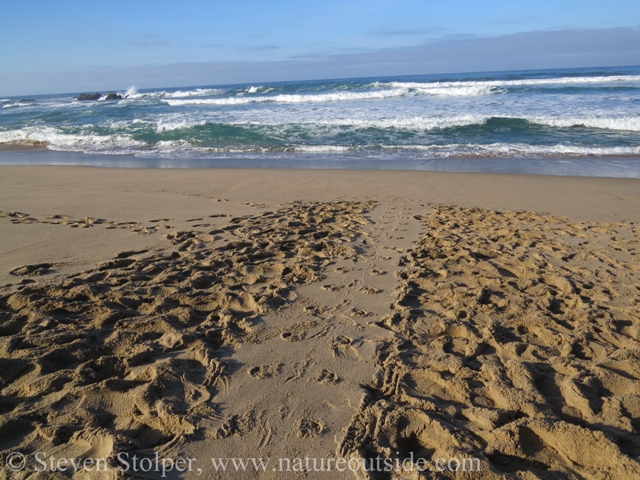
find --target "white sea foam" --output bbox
[3,124,638,158]
[183,143,640,157]
[414,86,502,96]
[281,115,640,132]
[305,115,487,130]
[380,75,640,90]
[141,115,487,132]
[2,100,78,110]
[163,85,503,106]
[130,141,640,157]
[376,143,640,157]
[2,101,39,109]
[106,115,210,132]
[527,116,640,132]
[295,145,351,153]
[154,119,207,132]
[477,143,640,157]
[0,127,144,153]
[126,88,224,99]
[164,89,412,106]
[167,88,223,98]
[245,86,274,94]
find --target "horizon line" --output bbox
[4,63,640,98]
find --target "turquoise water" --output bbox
[1,66,640,174]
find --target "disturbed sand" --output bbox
[0,166,639,479]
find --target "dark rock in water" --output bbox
[105,92,123,100]
[77,93,102,101]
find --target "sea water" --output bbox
[1,66,640,176]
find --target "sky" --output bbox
[1,0,640,96]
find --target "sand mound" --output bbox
[341,205,640,478]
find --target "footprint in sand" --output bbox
[369,269,387,276]
[359,286,382,294]
[339,204,640,479]
[115,249,148,259]
[350,308,372,318]
[248,364,283,379]
[1,211,37,224]
[0,200,377,461]
[298,419,325,438]
[9,263,56,276]
[316,369,340,384]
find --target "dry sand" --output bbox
[0,166,639,479]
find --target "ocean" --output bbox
[2,66,640,176]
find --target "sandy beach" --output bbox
[1,165,639,479]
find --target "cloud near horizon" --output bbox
[2,26,640,96]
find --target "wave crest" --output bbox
[163,85,502,106]
[379,74,640,90]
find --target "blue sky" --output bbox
[1,0,640,95]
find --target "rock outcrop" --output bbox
[76,93,102,101]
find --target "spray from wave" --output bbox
[125,86,138,97]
